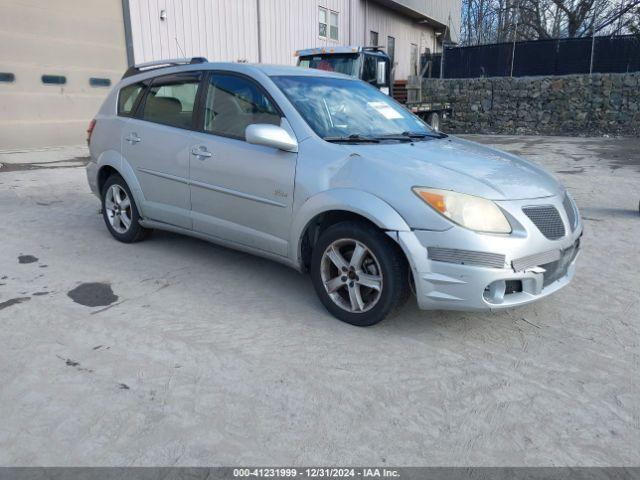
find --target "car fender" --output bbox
[94,150,147,217]
[290,188,411,266]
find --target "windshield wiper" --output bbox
[400,130,448,139]
[374,134,414,142]
[324,134,380,144]
[373,131,447,142]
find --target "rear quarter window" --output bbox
[118,83,145,116]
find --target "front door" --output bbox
[122,71,202,229]
[189,72,297,257]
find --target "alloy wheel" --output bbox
[105,184,132,234]
[320,238,383,313]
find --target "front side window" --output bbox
[141,73,200,129]
[319,7,327,38]
[273,75,432,140]
[329,11,339,40]
[204,73,280,139]
[118,82,145,116]
[361,55,378,84]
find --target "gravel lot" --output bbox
[0,136,638,466]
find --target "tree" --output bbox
[460,0,640,45]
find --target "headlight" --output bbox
[412,187,512,234]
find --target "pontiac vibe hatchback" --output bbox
[86,58,582,326]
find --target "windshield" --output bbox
[272,75,435,140]
[298,54,360,77]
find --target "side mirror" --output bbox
[245,124,298,153]
[376,61,386,85]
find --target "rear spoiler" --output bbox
[122,57,208,79]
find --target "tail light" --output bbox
[86,119,96,145]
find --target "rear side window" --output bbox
[118,83,144,116]
[204,73,280,139]
[141,73,201,129]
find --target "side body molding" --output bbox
[290,188,412,268]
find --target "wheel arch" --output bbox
[94,151,146,216]
[291,189,412,270]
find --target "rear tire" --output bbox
[101,174,149,243]
[310,221,409,326]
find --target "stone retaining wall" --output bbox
[421,73,640,136]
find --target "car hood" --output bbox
[343,136,562,201]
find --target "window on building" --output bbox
[204,73,280,139]
[0,72,15,83]
[370,31,379,46]
[329,11,339,40]
[118,83,145,116]
[410,43,418,76]
[387,36,395,66]
[89,77,111,87]
[42,75,66,85]
[319,7,328,38]
[141,73,201,129]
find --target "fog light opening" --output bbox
[484,280,524,304]
[505,280,523,294]
[483,280,506,304]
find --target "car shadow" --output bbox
[143,229,514,334]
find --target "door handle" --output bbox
[125,133,141,144]
[190,146,212,159]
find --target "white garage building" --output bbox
[127,0,460,79]
[1,0,460,149]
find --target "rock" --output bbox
[419,72,638,136]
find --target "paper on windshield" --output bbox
[367,101,403,120]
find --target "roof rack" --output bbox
[122,57,208,79]
[294,46,388,57]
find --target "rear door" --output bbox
[121,71,202,229]
[188,72,297,256]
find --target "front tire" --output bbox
[101,174,149,243]
[310,221,409,326]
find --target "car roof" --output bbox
[122,61,353,84]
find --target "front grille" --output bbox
[563,194,578,231]
[427,247,505,269]
[522,205,565,240]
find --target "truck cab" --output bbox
[296,46,392,95]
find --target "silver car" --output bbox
[86,58,582,326]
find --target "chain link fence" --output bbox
[421,34,640,79]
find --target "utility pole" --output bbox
[589,9,596,74]
[256,0,262,63]
[509,1,519,77]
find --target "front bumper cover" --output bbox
[393,196,583,311]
